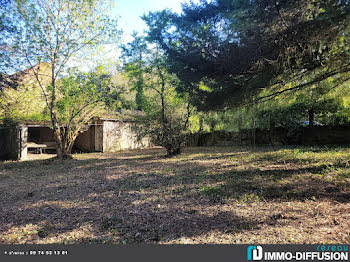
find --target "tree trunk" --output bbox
[251,112,256,146]
[53,128,74,160]
[269,112,274,145]
[52,118,64,158]
[199,116,203,133]
[308,108,314,127]
[50,61,64,159]
[166,146,181,156]
[238,113,242,145]
[60,148,73,159]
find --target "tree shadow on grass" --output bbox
[0,200,264,244]
[0,147,349,243]
[194,165,350,203]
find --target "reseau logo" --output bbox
[247,246,263,261]
[247,245,348,261]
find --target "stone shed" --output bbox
[74,118,151,153]
[1,118,151,161]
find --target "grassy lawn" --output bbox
[0,146,349,244]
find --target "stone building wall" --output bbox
[102,120,151,152]
[73,120,151,153]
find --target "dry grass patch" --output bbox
[0,146,349,244]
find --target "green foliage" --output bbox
[135,64,193,155]
[121,33,148,110]
[56,67,114,122]
[2,0,120,73]
[260,80,350,128]
[199,184,223,197]
[0,65,50,122]
[1,117,19,127]
[43,66,119,157]
[144,0,350,109]
[1,0,120,159]
[195,78,350,132]
[0,0,18,71]
[122,34,194,155]
[233,193,260,204]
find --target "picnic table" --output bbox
[27,142,56,154]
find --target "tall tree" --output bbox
[0,0,18,76]
[141,49,193,156]
[122,35,193,156]
[121,33,148,110]
[55,67,117,157]
[143,0,350,109]
[2,0,120,158]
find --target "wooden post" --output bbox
[19,125,28,160]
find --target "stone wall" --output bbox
[73,121,151,153]
[102,120,151,152]
[298,126,350,145]
[186,126,350,147]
